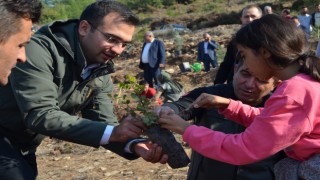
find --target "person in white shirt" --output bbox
[139,31,166,88]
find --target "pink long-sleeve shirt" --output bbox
[183,73,320,165]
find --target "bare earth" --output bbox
[37,136,190,180]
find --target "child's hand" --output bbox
[191,93,230,109]
[158,113,190,135]
[154,106,175,117]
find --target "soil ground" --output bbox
[37,136,190,180]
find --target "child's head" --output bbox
[235,14,320,82]
[139,80,149,92]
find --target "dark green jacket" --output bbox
[0,19,136,159]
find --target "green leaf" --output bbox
[131,93,140,101]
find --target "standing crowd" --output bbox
[0,0,320,180]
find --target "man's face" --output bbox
[317,5,320,12]
[79,12,135,65]
[0,18,32,85]
[144,34,153,43]
[233,61,276,106]
[302,7,308,15]
[293,18,300,26]
[203,34,210,41]
[240,7,262,25]
[265,8,272,14]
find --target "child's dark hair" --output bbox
[139,80,148,85]
[235,14,320,82]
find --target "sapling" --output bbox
[113,75,190,168]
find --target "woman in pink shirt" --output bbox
[158,14,320,179]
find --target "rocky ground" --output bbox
[35,24,237,180]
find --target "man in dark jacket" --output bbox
[311,3,320,27]
[214,5,262,84]
[139,31,166,88]
[197,33,218,72]
[164,58,286,180]
[0,1,166,179]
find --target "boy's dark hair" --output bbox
[0,0,42,43]
[80,1,139,30]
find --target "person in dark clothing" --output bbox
[0,1,167,179]
[197,33,219,72]
[139,31,166,88]
[154,71,185,103]
[214,4,262,85]
[311,3,320,27]
[163,58,285,180]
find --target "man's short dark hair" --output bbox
[80,1,139,30]
[0,0,42,44]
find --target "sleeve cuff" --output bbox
[99,125,114,145]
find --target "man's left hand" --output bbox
[134,141,168,164]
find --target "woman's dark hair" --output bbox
[235,14,320,82]
[0,0,42,43]
[80,1,139,30]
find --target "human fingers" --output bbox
[135,142,159,163]
[191,93,207,108]
[149,145,166,163]
[140,143,168,164]
[159,106,175,117]
[112,122,144,141]
[123,116,146,130]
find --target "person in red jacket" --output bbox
[139,80,162,105]
[139,80,156,98]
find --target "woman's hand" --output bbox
[190,93,230,109]
[158,113,190,135]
